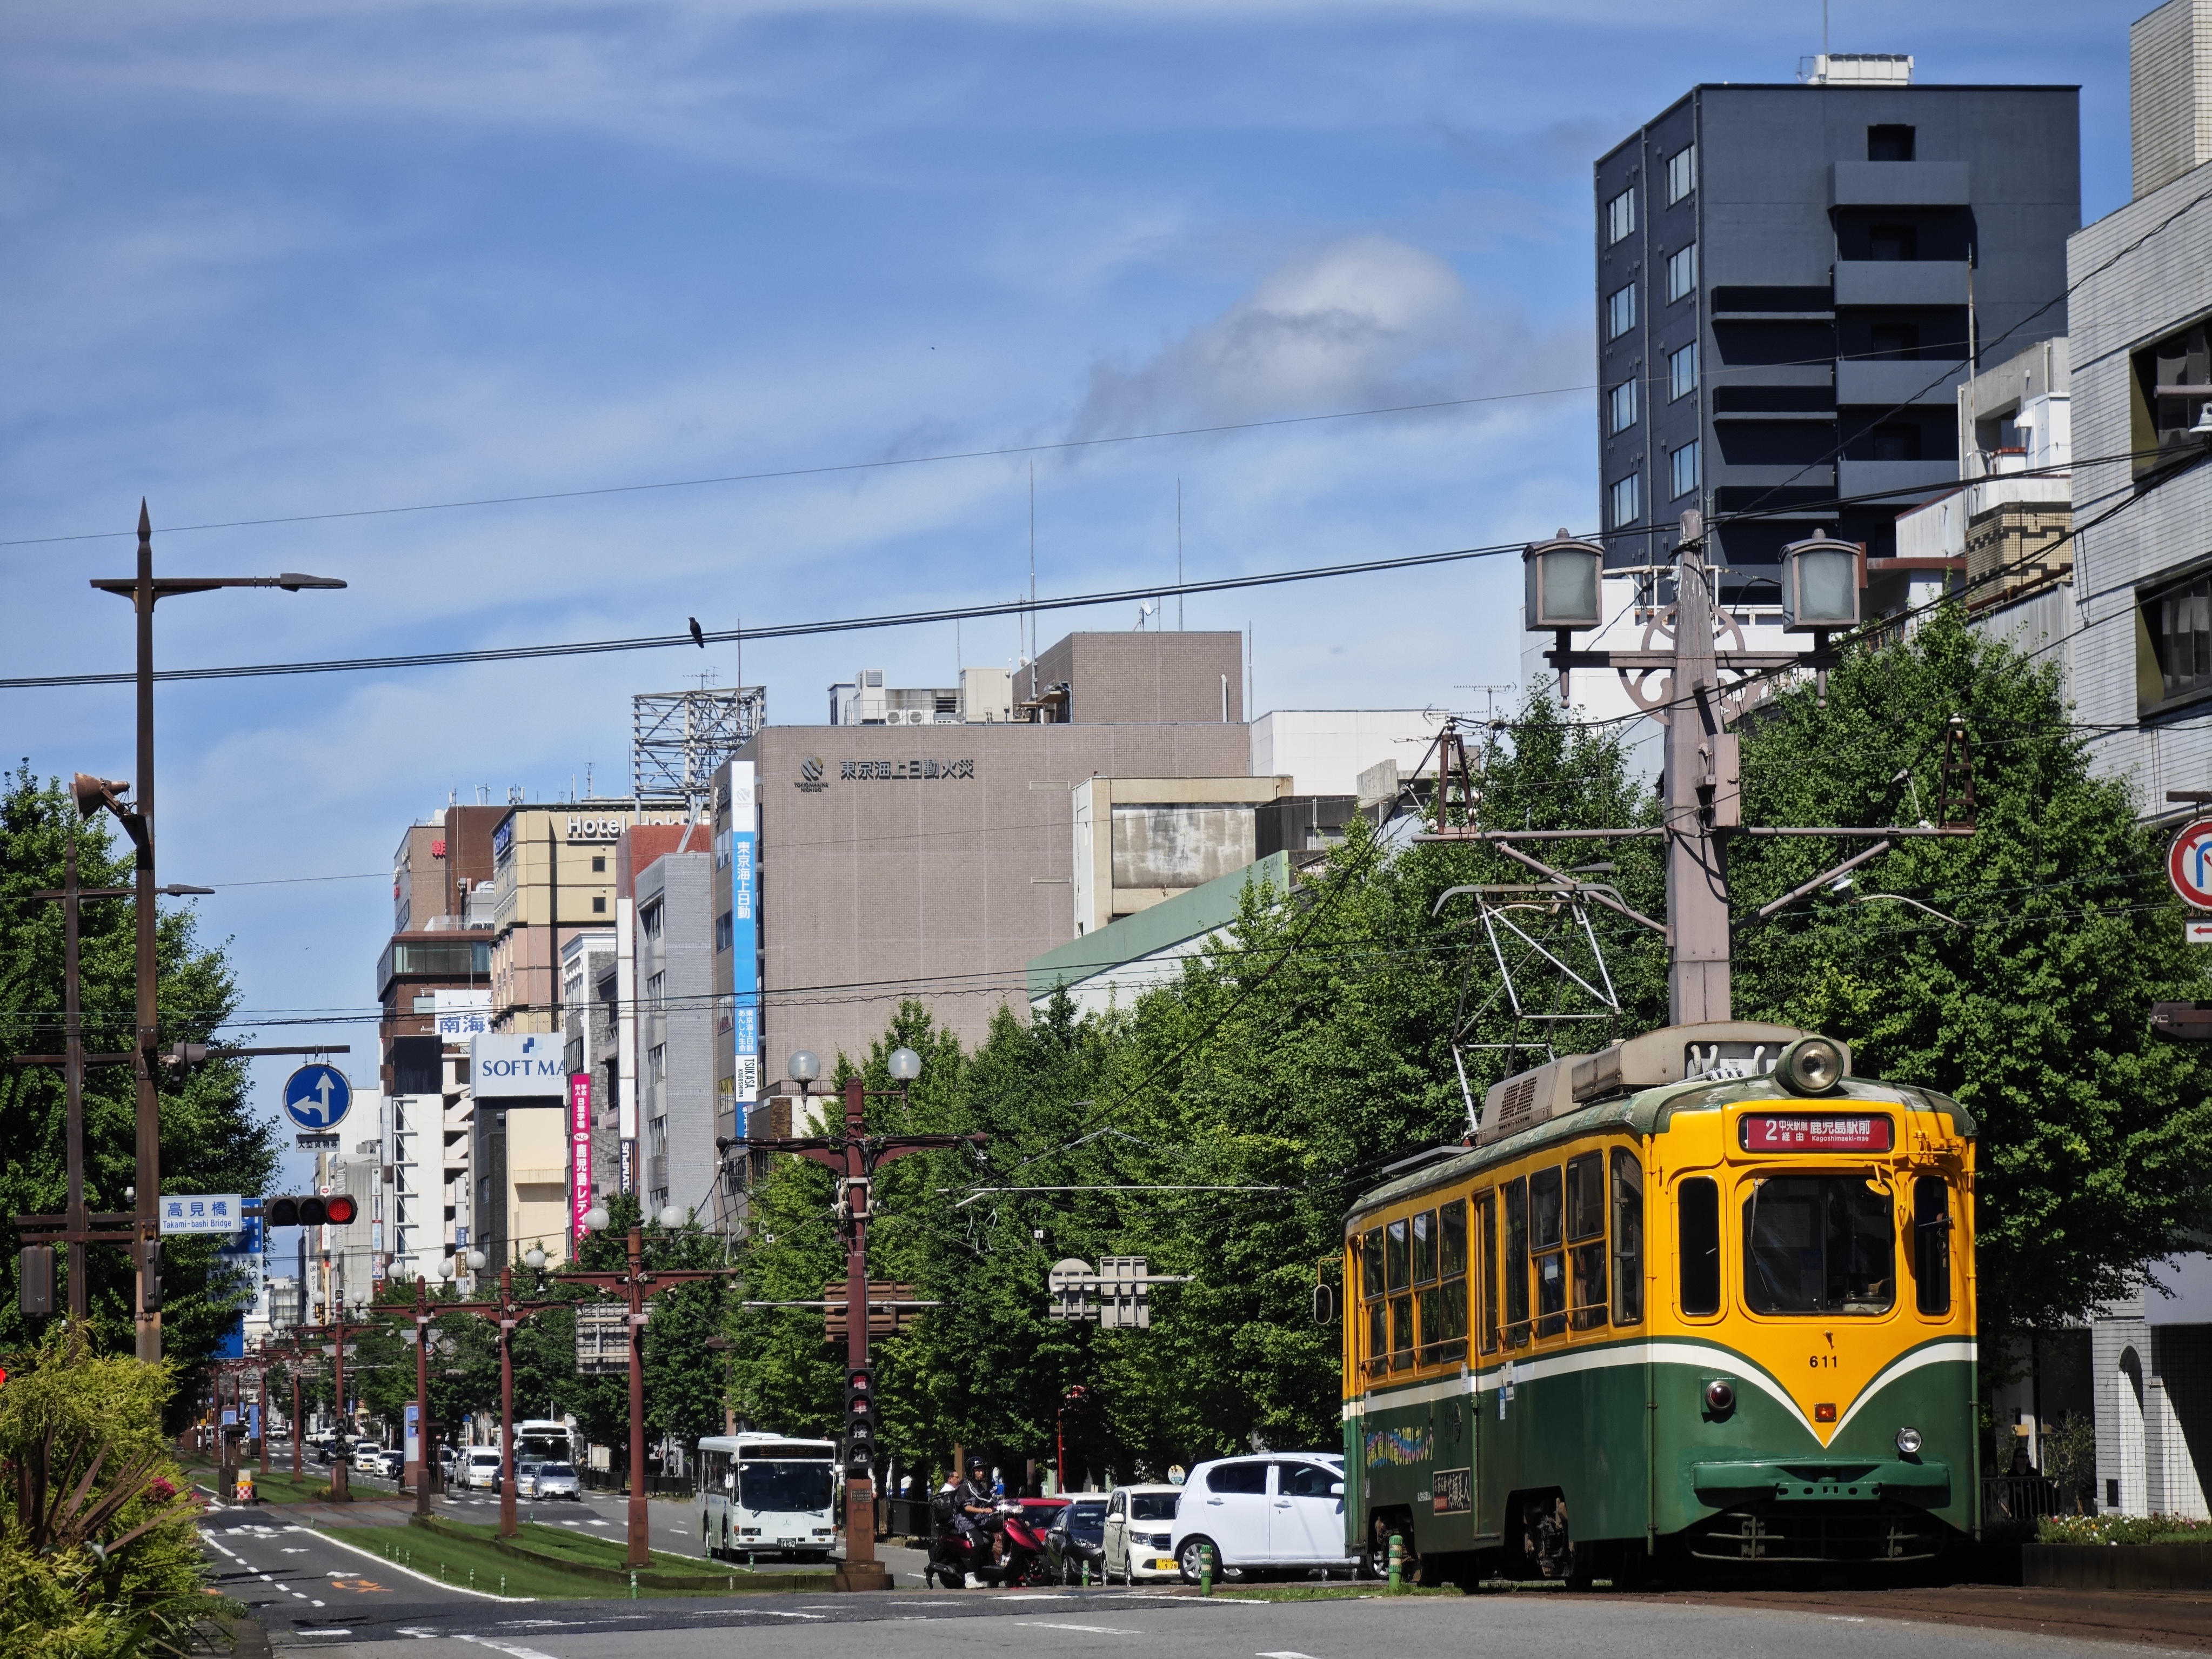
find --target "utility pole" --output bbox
[84,503,344,1361]
[1428,513,1974,1017]
[746,1052,983,1591]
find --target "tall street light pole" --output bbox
[746,1047,981,1592]
[88,501,344,1361]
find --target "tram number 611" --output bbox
[1809,1354,1839,1369]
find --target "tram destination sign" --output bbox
[1739,1113,1893,1153]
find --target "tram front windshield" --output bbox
[1743,1176,1894,1315]
[740,1459,836,1513]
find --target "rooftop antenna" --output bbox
[1028,463,1038,670]
[1177,478,1184,631]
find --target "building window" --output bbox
[591,855,606,873]
[2131,317,2212,477]
[1872,422,1923,461]
[1669,441,1700,500]
[1669,341,1699,402]
[591,895,607,914]
[1867,124,1915,162]
[2141,569,2212,714]
[1607,378,1638,434]
[1868,222,1919,262]
[1605,186,1635,246]
[640,900,663,940]
[1666,144,1696,205]
[647,1043,667,1085]
[1871,322,1921,362]
[714,911,733,952]
[1609,472,1640,529]
[1606,283,1636,341]
[645,972,665,1008]
[1665,244,1696,304]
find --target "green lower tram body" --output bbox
[1342,1340,1977,1578]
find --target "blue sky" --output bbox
[1,1,2133,1183]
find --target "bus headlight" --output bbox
[1895,1427,1923,1456]
[1703,1380,1735,1414]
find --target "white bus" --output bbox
[696,1433,839,1562]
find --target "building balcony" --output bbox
[1834,261,1970,307]
[1829,160,1970,206]
[1839,458,1958,500]
[1836,358,1969,406]
[1705,461,1837,488]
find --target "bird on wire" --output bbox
[688,617,705,648]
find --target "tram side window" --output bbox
[1362,1228,1386,1377]
[1413,1209,1439,1285]
[1532,1165,1567,1337]
[1679,1177,1721,1317]
[1611,1149,1644,1326]
[1566,1152,1608,1331]
[1387,1219,1414,1368]
[1503,1179,1531,1346]
[1419,1199,1470,1365]
[1913,1176,1952,1316]
[1476,1191,1500,1354]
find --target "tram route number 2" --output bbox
[1432,1468,1471,1514]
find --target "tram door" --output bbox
[1427,1197,1476,1544]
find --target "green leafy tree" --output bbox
[1731,608,2212,1344]
[0,1323,211,1658]
[0,765,278,1418]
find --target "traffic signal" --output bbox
[263,1194,359,1228]
[19,1246,54,1316]
[141,1240,163,1311]
[844,1367,876,1474]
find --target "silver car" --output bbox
[523,1460,580,1500]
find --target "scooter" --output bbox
[925,1494,984,1589]
[981,1501,1057,1588]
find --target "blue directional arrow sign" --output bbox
[283,1063,352,1131]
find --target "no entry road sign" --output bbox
[2171,819,2212,910]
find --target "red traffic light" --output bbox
[263,1194,359,1228]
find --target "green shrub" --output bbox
[0,1323,217,1657]
[2038,1511,2212,1546]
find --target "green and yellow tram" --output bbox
[1341,1021,1976,1582]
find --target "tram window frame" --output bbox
[1412,1209,1439,1286]
[1476,1190,1500,1354]
[1391,1288,1416,1369]
[1742,1174,1896,1317]
[1912,1175,1952,1316]
[1361,1228,1387,1379]
[1418,1198,1471,1366]
[1679,1176,1722,1317]
[1566,1152,1608,1331]
[1503,1179,1531,1346]
[1531,1165,1568,1337]
[1611,1148,1645,1326]
[1386,1219,1411,1294]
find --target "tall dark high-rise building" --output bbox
[1593,57,2078,606]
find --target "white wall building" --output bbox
[1249,710,1439,799]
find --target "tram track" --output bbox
[1571,1583,2212,1651]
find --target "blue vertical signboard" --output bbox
[721,762,760,1106]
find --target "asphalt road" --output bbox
[238,1574,2193,1658]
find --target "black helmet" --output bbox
[967,1455,987,1472]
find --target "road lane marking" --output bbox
[452,1637,562,1659]
[295,1629,352,1637]
[293,1524,533,1601]
[1259,1651,1321,1657]
[1031,1623,1140,1635]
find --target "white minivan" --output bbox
[1101,1484,1185,1583]
[464,1448,505,1491]
[1168,1454,1353,1582]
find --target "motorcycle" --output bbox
[978,1499,1064,1588]
[925,1492,984,1589]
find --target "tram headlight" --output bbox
[1895,1426,1923,1456]
[1775,1036,1847,1095]
[1703,1379,1736,1414]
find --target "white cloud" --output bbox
[1067,233,1576,441]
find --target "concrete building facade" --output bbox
[1593,64,2079,594]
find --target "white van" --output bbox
[464,1448,505,1491]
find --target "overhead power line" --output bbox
[0,536,1541,691]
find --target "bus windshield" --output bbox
[740,1459,836,1514]
[1743,1176,1894,1315]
